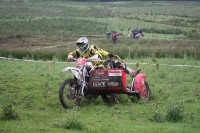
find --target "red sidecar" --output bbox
[87,69,150,101]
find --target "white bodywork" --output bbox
[62,55,99,81]
[62,67,82,80]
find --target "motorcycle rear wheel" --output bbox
[59,78,81,108]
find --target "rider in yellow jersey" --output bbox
[67,37,140,77]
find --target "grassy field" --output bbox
[0,58,200,133]
[0,0,200,61]
[0,0,199,38]
[0,1,200,132]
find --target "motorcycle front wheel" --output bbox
[59,78,81,108]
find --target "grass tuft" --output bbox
[0,105,20,121]
[166,102,184,122]
[63,119,86,131]
[149,110,165,123]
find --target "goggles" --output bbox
[76,43,85,49]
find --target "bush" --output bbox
[149,111,165,123]
[166,102,184,122]
[187,31,200,40]
[0,105,20,121]
[155,48,165,58]
[143,28,182,35]
[63,119,86,130]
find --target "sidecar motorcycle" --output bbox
[59,55,150,108]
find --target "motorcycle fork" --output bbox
[77,66,87,98]
[77,82,85,98]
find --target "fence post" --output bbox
[48,60,50,70]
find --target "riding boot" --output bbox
[125,67,140,77]
[114,61,140,77]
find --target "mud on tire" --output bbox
[59,78,81,108]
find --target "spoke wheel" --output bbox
[139,81,150,102]
[59,78,81,108]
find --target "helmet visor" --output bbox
[76,43,85,49]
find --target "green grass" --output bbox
[0,58,200,133]
[1,38,200,60]
[0,0,199,38]
[0,1,200,132]
[0,0,200,61]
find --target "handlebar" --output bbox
[111,54,126,64]
[67,58,99,62]
[68,54,126,64]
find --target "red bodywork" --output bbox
[87,69,127,94]
[133,74,147,97]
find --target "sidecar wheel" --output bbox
[139,81,150,102]
[101,93,116,103]
[59,78,81,108]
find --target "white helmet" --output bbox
[75,37,89,53]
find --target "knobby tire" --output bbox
[59,78,81,108]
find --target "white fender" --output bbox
[61,67,82,80]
